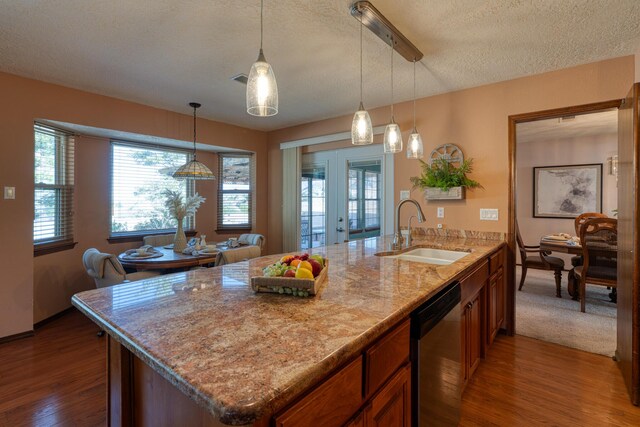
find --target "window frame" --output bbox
[109,140,195,239]
[216,152,254,231]
[33,123,76,256]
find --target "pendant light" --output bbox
[246,0,278,117]
[173,103,216,180]
[383,41,402,153]
[351,14,373,145]
[407,60,424,159]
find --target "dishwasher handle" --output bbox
[411,281,461,340]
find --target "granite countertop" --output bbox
[72,234,504,425]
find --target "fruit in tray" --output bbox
[263,253,325,278]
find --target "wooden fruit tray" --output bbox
[251,260,328,297]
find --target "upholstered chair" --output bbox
[82,248,159,289]
[237,234,265,250]
[215,246,261,266]
[143,234,175,247]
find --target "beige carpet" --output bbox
[516,267,616,357]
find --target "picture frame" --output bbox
[533,163,602,218]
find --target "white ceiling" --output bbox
[1,1,639,131]
[516,109,618,144]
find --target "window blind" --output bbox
[34,123,74,245]
[111,142,194,235]
[217,153,253,229]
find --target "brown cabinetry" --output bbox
[487,247,506,346]
[364,363,411,427]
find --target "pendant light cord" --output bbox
[390,41,395,120]
[260,0,264,51]
[192,105,197,160]
[413,60,416,130]
[359,15,363,104]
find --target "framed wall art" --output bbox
[533,163,602,218]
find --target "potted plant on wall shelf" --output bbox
[410,158,482,200]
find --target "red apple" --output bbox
[299,253,309,261]
[307,259,322,277]
[284,269,296,278]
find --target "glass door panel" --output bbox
[300,165,326,250]
[347,160,382,240]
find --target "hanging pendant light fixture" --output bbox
[407,60,424,159]
[383,41,402,153]
[351,14,373,145]
[247,0,278,117]
[173,103,216,180]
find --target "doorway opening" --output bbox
[507,99,623,351]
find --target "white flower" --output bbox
[164,190,205,221]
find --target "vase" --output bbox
[173,218,187,253]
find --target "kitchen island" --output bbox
[72,234,506,426]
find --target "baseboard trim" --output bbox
[34,306,75,329]
[0,330,34,344]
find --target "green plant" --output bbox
[410,158,482,191]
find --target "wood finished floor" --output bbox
[1,310,639,426]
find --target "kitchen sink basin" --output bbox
[381,248,470,265]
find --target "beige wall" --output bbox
[516,133,618,264]
[0,71,268,335]
[267,56,634,254]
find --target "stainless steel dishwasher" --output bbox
[411,281,461,426]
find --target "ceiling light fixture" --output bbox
[383,43,402,154]
[407,60,424,159]
[350,1,423,62]
[351,14,373,145]
[173,102,216,180]
[246,0,278,117]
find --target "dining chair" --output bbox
[82,248,159,289]
[516,222,565,297]
[237,234,265,250]
[215,246,261,266]
[143,234,174,247]
[574,218,617,313]
[571,212,608,268]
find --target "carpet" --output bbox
[516,267,616,357]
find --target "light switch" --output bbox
[480,208,499,221]
[437,207,445,218]
[400,190,410,200]
[4,187,15,200]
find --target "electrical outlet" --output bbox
[3,186,15,200]
[437,207,444,218]
[437,223,443,229]
[480,208,499,221]
[400,190,410,200]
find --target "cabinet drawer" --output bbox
[489,248,504,276]
[460,260,488,305]
[365,319,410,397]
[274,356,363,427]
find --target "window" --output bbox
[111,142,194,236]
[300,165,326,249]
[347,160,382,240]
[217,153,253,229]
[34,124,74,247]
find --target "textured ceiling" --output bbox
[1,1,639,131]
[516,110,618,144]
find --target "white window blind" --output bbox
[111,142,194,235]
[34,123,74,245]
[217,153,253,229]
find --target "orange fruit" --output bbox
[290,259,301,268]
[295,267,314,279]
[298,261,313,272]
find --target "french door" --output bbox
[300,145,394,249]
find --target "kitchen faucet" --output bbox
[393,199,425,249]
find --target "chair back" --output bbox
[215,246,261,266]
[143,234,174,247]
[237,234,265,250]
[574,212,608,236]
[579,217,617,282]
[82,248,127,289]
[515,221,528,262]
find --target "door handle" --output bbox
[337,227,345,232]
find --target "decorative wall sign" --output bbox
[533,163,602,218]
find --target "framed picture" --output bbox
[533,163,602,218]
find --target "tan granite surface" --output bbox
[72,235,504,425]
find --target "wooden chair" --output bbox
[574,218,617,313]
[516,222,565,297]
[571,212,608,267]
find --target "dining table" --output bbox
[118,245,224,271]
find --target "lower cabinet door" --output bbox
[345,411,364,427]
[468,292,482,378]
[364,364,411,427]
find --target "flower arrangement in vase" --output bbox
[164,190,206,252]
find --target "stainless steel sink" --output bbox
[380,248,470,265]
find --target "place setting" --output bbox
[120,245,164,260]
